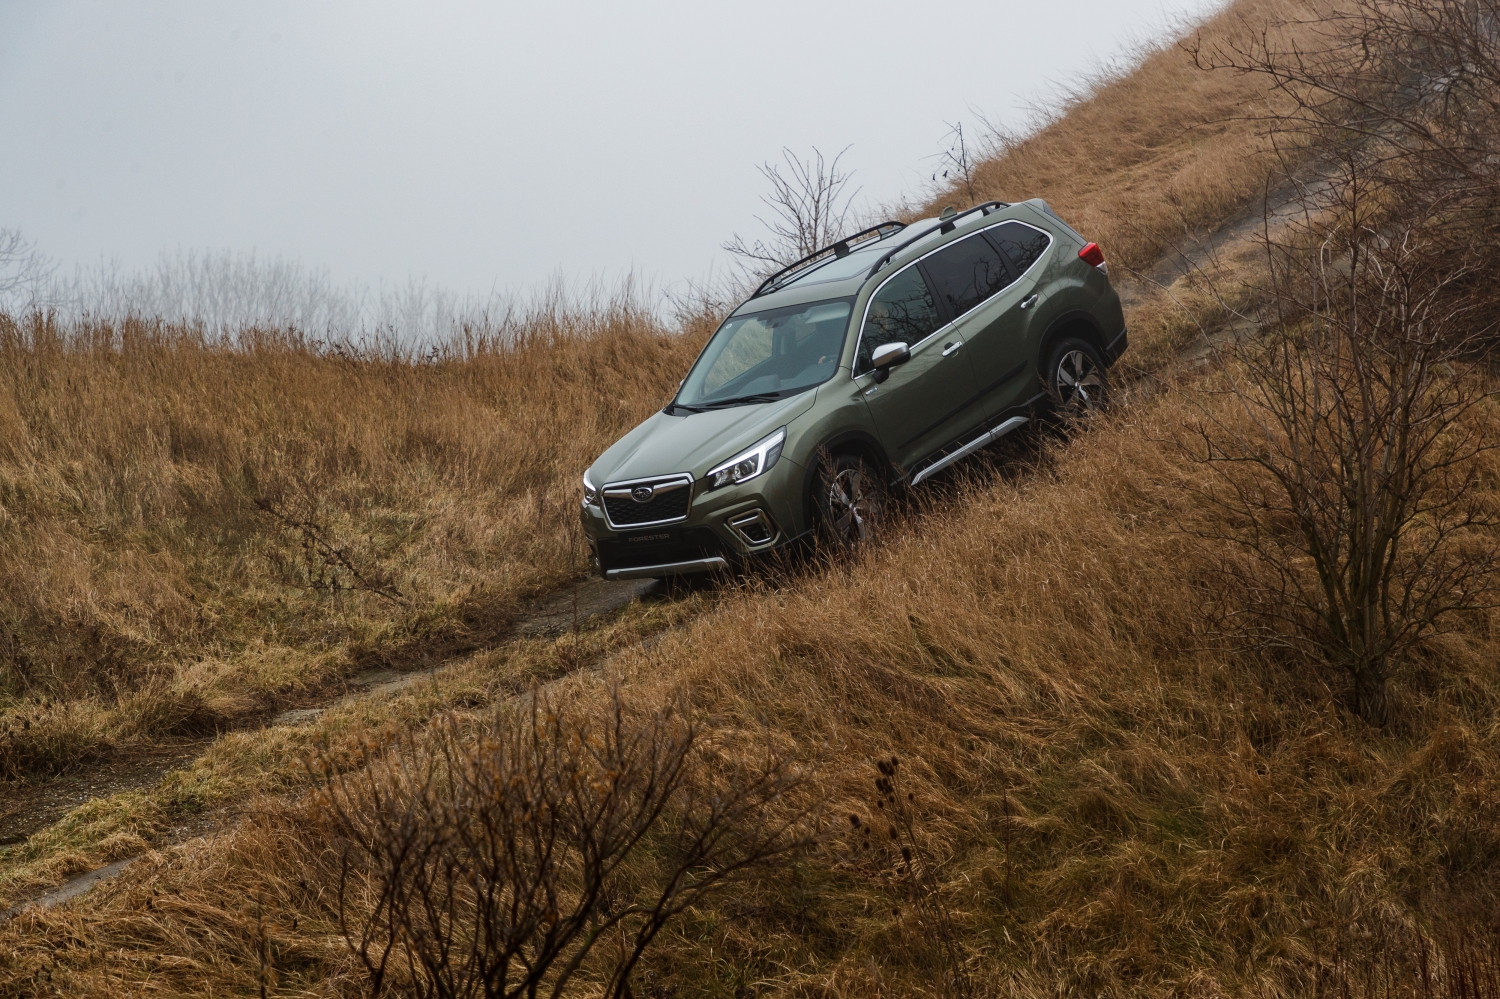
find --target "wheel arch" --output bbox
[799,430,893,527]
[1038,310,1107,376]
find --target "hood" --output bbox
[590,390,818,485]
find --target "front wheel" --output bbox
[815,452,885,549]
[1044,337,1109,416]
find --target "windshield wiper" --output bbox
[665,392,784,415]
[695,392,783,409]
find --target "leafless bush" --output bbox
[1175,0,1500,724]
[1191,0,1500,319]
[0,228,54,309]
[1179,178,1500,723]
[723,147,860,282]
[930,122,978,207]
[1196,0,1500,178]
[318,689,816,999]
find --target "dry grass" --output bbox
[0,583,707,907]
[6,0,1500,995]
[912,0,1316,375]
[0,0,1300,787]
[4,384,1497,996]
[0,302,712,781]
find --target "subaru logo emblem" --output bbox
[631,485,654,503]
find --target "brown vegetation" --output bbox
[1180,198,1500,723]
[5,389,1500,995]
[320,689,814,999]
[0,299,711,782]
[4,0,1500,996]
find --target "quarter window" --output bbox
[922,234,1013,319]
[857,267,942,374]
[988,222,1051,273]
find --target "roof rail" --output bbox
[865,201,1009,279]
[752,221,907,298]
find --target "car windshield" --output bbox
[674,298,853,409]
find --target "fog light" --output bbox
[728,510,776,547]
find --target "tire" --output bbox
[1044,337,1109,416]
[814,452,885,549]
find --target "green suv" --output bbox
[581,199,1125,580]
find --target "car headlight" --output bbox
[708,427,786,489]
[582,471,599,508]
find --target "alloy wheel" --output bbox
[825,464,879,543]
[1055,349,1105,412]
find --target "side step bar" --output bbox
[910,416,1029,487]
[604,556,728,581]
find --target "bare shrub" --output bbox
[1191,0,1500,323]
[723,147,860,281]
[1175,0,1500,724]
[1179,179,1500,723]
[0,229,54,308]
[318,689,815,999]
[930,121,979,208]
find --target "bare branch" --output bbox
[723,147,861,282]
[318,688,818,998]
[0,228,55,308]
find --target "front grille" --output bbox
[602,475,693,528]
[597,526,726,572]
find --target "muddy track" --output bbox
[0,575,663,922]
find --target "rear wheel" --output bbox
[1044,337,1108,416]
[815,452,885,548]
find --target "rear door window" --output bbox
[857,266,942,374]
[986,222,1052,274]
[920,233,1014,320]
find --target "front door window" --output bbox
[856,266,942,374]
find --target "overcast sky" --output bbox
[0,1,1221,300]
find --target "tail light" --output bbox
[1078,241,1107,274]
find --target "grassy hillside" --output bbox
[0,303,711,782]
[5,0,1500,995]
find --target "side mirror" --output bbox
[870,341,910,383]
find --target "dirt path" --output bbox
[0,575,662,923]
[0,742,212,847]
[266,576,663,727]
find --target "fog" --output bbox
[0,0,1221,324]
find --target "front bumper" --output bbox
[603,556,729,581]
[581,455,806,578]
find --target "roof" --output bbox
[728,201,1031,318]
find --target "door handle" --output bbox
[1019,293,1039,310]
[941,341,962,357]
